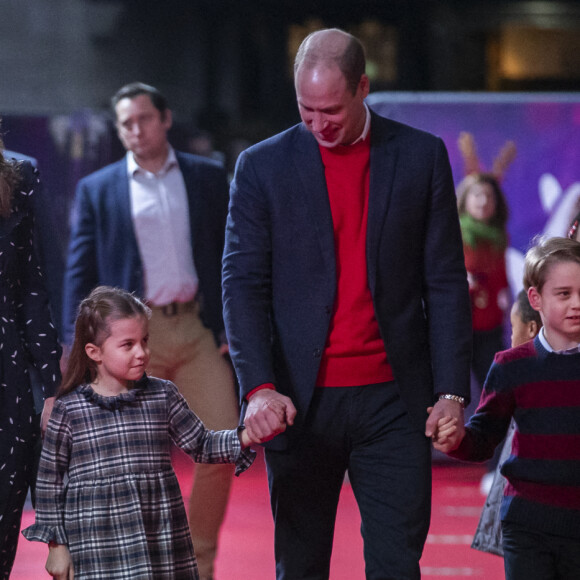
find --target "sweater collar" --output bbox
[538,327,580,354]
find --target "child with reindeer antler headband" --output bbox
[455,133,515,495]
[456,133,515,402]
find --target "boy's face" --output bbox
[510,303,537,348]
[528,261,580,350]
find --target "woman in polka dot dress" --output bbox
[0,136,62,578]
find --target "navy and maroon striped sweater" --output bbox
[450,335,580,539]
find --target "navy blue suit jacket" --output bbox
[63,151,229,345]
[223,112,472,438]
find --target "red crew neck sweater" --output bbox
[316,136,393,387]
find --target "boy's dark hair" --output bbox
[111,82,168,115]
[523,236,580,292]
[58,286,151,398]
[514,289,542,326]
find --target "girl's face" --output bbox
[86,315,150,393]
[464,182,497,223]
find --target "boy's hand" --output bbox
[46,543,74,579]
[425,399,465,453]
[434,414,458,440]
[432,434,463,453]
[427,409,462,452]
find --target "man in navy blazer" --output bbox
[62,151,226,346]
[63,83,238,580]
[223,30,472,579]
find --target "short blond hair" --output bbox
[523,236,580,292]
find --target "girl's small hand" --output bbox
[46,543,74,579]
[239,416,288,447]
[244,389,296,444]
[240,427,252,448]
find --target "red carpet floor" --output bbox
[12,450,505,579]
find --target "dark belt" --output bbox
[151,299,196,317]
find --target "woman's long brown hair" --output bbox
[0,127,22,218]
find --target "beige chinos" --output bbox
[146,299,239,579]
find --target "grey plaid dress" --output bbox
[23,376,254,579]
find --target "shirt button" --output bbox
[313,348,322,358]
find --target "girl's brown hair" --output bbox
[58,286,151,398]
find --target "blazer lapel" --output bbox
[116,159,133,227]
[176,153,198,252]
[114,159,143,263]
[367,114,398,298]
[290,126,336,282]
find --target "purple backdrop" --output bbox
[368,92,580,260]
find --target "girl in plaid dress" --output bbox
[23,286,260,579]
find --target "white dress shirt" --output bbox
[127,148,198,306]
[351,103,371,144]
[538,326,580,354]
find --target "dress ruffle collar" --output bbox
[78,375,148,410]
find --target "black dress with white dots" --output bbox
[0,161,62,578]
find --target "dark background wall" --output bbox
[3,0,580,145]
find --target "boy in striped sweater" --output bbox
[433,236,580,580]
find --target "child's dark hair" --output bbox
[514,289,542,327]
[456,172,509,231]
[523,236,580,292]
[58,286,151,398]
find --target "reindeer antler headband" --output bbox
[457,131,517,182]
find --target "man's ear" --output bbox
[528,287,542,312]
[162,108,173,131]
[359,74,370,99]
[85,343,102,363]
